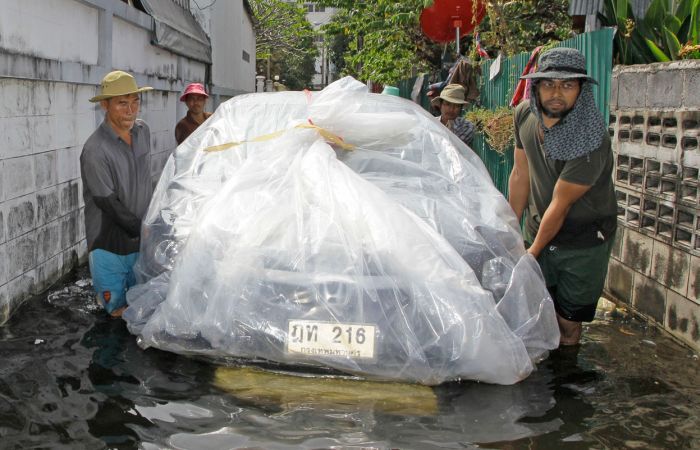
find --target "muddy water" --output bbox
[0,267,698,449]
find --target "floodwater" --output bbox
[1,267,699,450]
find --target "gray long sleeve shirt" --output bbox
[80,119,153,255]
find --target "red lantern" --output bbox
[420,0,487,43]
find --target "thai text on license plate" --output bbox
[287,320,376,359]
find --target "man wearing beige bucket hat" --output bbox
[431,83,475,146]
[80,70,154,318]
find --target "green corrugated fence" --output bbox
[400,28,615,197]
[396,75,434,112]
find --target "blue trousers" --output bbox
[88,249,138,314]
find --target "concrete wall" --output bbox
[0,0,255,324]
[209,1,256,95]
[606,60,700,351]
[193,0,256,110]
[1,1,100,64]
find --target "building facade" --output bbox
[303,2,338,89]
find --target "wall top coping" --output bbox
[612,107,700,113]
[613,59,700,75]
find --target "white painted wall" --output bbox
[0,0,99,65]
[0,78,89,322]
[139,91,181,185]
[112,17,180,78]
[195,0,256,95]
[239,7,257,90]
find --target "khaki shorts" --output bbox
[528,236,614,322]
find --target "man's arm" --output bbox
[508,146,530,221]
[527,178,592,258]
[93,195,142,237]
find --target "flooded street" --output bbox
[1,267,699,450]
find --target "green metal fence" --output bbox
[396,75,434,112]
[402,28,615,197]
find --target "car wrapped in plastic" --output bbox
[123,77,559,385]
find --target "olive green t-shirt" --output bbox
[513,101,617,247]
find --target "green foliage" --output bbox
[313,0,572,84]
[599,0,648,63]
[258,50,317,90]
[317,0,442,84]
[476,0,572,57]
[249,0,318,89]
[328,26,350,76]
[599,0,700,63]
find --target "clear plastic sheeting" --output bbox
[124,77,559,385]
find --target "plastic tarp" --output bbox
[140,0,212,64]
[124,77,559,385]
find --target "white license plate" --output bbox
[287,320,376,359]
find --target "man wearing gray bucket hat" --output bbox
[431,84,475,146]
[508,47,617,346]
[80,70,154,318]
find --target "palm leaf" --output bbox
[616,0,628,25]
[630,32,657,63]
[678,16,691,43]
[635,19,657,41]
[664,15,682,34]
[690,0,700,43]
[645,38,671,61]
[644,0,668,31]
[674,0,695,22]
[663,26,682,59]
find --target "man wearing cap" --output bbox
[175,82,212,145]
[80,70,154,317]
[432,83,475,147]
[508,47,616,346]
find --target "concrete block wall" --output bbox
[0,78,92,322]
[0,0,255,324]
[607,60,700,351]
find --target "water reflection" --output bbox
[0,268,698,449]
[213,366,438,415]
[83,318,151,447]
[0,280,104,448]
[115,339,587,449]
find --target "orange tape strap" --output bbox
[203,124,354,153]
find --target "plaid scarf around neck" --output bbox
[528,81,607,161]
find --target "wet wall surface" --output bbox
[0,267,698,450]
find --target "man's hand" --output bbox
[527,246,542,258]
